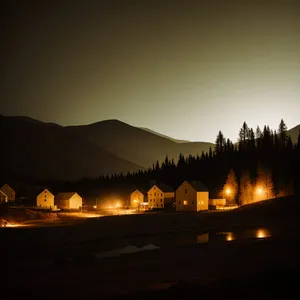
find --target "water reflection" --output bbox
[226,232,235,242]
[256,228,272,239]
[196,228,271,244]
[197,233,209,243]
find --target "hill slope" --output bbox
[0,115,143,181]
[288,124,300,144]
[65,120,214,168]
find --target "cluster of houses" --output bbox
[130,180,227,212]
[1,180,227,212]
[0,184,83,210]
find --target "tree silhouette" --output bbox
[222,169,238,204]
[278,119,288,149]
[238,122,249,151]
[255,164,274,201]
[215,131,226,155]
[239,170,253,205]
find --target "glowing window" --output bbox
[183,200,188,205]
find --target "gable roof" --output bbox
[0,184,15,193]
[150,183,174,193]
[186,180,208,192]
[56,192,79,201]
[36,188,54,197]
[130,189,144,195]
[0,190,7,197]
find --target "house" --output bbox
[0,184,16,202]
[147,183,174,209]
[36,189,55,209]
[175,180,209,212]
[55,192,83,210]
[209,198,226,210]
[130,189,144,208]
[0,190,8,203]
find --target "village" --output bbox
[0,180,243,221]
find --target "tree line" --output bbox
[53,119,300,205]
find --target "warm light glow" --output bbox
[257,187,263,194]
[116,203,120,208]
[183,200,188,205]
[256,228,271,239]
[93,205,97,209]
[225,188,231,195]
[133,200,138,203]
[226,232,235,242]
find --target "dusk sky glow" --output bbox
[2,0,300,142]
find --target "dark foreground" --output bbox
[2,196,300,299]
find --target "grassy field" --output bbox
[2,196,300,299]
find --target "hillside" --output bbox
[2,115,298,181]
[0,115,143,181]
[139,127,191,143]
[288,124,300,144]
[66,120,214,168]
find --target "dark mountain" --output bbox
[0,115,143,181]
[139,127,190,143]
[287,124,300,144]
[4,115,297,182]
[65,120,214,168]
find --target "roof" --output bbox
[155,183,174,193]
[36,188,54,197]
[56,192,79,201]
[130,189,145,195]
[186,180,208,192]
[0,184,15,192]
[0,190,7,197]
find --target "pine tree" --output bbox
[278,119,288,148]
[256,126,262,148]
[222,169,238,204]
[255,164,274,201]
[215,131,226,155]
[239,170,253,205]
[238,122,249,151]
[209,147,213,159]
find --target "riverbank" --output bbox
[2,195,300,299]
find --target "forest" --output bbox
[55,119,300,205]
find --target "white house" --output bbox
[0,184,16,202]
[176,180,209,212]
[0,190,8,203]
[36,189,55,209]
[130,189,144,208]
[147,183,174,209]
[55,192,83,210]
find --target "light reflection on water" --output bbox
[197,228,272,244]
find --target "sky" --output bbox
[2,0,300,143]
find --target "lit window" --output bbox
[183,200,188,205]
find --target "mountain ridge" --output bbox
[1,114,298,181]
